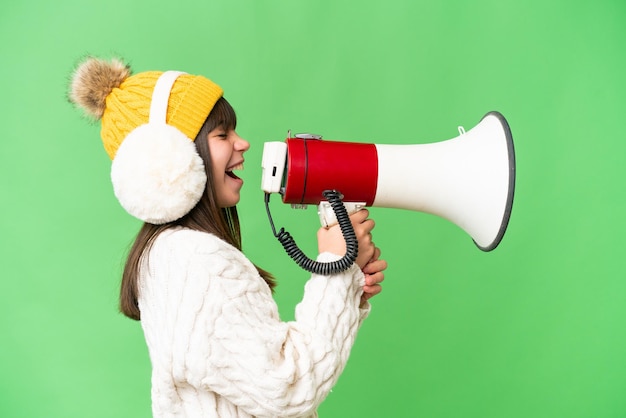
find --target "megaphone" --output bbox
[261,111,515,273]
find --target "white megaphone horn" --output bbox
[261,111,515,272]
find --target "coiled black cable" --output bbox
[264,190,358,275]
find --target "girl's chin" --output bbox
[218,189,243,207]
[218,196,241,208]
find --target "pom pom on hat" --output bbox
[69,57,131,120]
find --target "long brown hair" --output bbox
[119,97,275,320]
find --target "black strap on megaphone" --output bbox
[264,190,358,275]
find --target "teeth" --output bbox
[228,163,244,172]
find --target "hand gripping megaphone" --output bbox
[261,111,515,274]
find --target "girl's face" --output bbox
[207,126,250,208]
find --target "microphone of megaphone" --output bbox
[261,111,515,271]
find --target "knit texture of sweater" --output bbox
[137,227,370,417]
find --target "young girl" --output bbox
[69,57,387,417]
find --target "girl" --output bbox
[69,57,386,417]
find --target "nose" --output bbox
[234,133,250,152]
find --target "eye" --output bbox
[211,130,228,140]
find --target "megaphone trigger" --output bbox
[318,201,366,228]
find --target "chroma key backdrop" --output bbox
[1,1,624,417]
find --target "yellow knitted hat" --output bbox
[101,71,223,159]
[69,57,224,223]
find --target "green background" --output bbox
[1,0,625,417]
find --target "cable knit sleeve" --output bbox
[138,228,370,418]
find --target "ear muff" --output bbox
[110,71,207,224]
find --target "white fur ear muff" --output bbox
[110,71,207,224]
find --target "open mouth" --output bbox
[226,171,240,179]
[226,162,243,180]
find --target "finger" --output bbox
[360,245,376,265]
[362,284,382,300]
[353,220,375,239]
[363,247,380,268]
[362,258,387,275]
[349,208,369,223]
[364,271,385,286]
[359,218,375,233]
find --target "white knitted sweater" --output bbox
[137,227,370,417]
